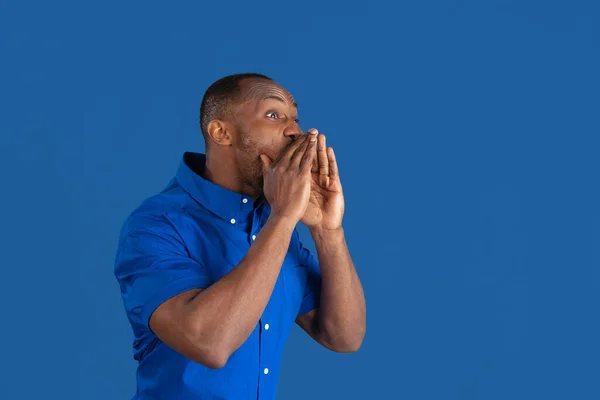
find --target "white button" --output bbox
[252,235,256,241]
[230,218,236,224]
[242,198,248,204]
[263,368,269,375]
[264,323,270,330]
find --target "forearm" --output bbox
[186,215,296,359]
[311,226,366,351]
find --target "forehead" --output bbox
[238,78,296,107]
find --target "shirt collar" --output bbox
[176,152,264,221]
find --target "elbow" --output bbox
[186,326,232,369]
[199,351,229,369]
[343,340,363,353]
[191,343,230,369]
[331,337,364,353]
[321,329,365,353]
[189,346,230,369]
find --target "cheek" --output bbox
[239,134,276,160]
[254,130,283,152]
[240,121,287,158]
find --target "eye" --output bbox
[293,118,300,124]
[266,111,278,119]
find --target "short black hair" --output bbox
[199,73,273,143]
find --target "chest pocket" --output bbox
[281,251,307,318]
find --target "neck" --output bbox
[202,150,263,201]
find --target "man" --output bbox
[114,73,366,399]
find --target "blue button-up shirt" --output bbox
[114,152,321,400]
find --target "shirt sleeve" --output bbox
[296,235,322,317]
[114,212,212,333]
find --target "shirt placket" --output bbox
[254,203,275,399]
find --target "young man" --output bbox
[114,73,366,399]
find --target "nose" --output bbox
[283,121,302,141]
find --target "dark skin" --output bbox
[148,78,366,368]
[202,78,304,199]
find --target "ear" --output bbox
[207,119,233,146]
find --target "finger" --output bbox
[300,135,318,174]
[311,154,319,173]
[304,129,319,173]
[317,134,329,177]
[327,147,339,179]
[291,134,313,167]
[279,135,309,166]
[317,134,329,186]
[307,128,319,172]
[260,154,272,173]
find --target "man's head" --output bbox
[199,73,302,191]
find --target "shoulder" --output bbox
[114,203,197,279]
[115,192,200,257]
[118,181,203,235]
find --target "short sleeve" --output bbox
[114,213,212,333]
[297,237,322,316]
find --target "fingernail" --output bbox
[309,128,318,135]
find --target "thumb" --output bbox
[259,154,272,171]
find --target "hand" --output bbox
[260,132,318,223]
[300,129,345,230]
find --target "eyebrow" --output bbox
[262,95,298,109]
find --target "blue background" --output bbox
[1,1,598,399]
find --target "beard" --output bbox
[237,131,262,192]
[237,128,289,195]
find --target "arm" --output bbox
[296,226,366,352]
[151,214,296,368]
[295,130,366,352]
[149,133,317,368]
